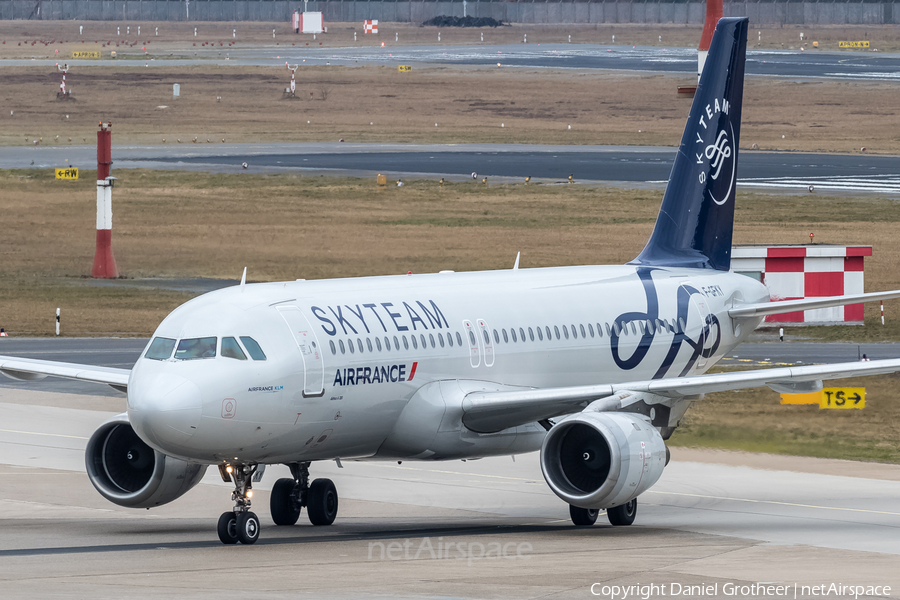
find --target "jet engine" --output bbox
[540,411,666,510]
[85,413,207,509]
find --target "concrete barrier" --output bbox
[1,1,897,25]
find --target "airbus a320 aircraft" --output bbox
[3,18,900,545]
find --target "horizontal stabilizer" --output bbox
[729,289,900,318]
[461,358,900,433]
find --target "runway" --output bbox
[6,143,900,194]
[1,386,899,598]
[8,44,900,81]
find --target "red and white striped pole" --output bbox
[698,0,723,81]
[92,121,118,279]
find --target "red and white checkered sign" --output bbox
[732,245,872,324]
[364,20,378,34]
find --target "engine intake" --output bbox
[85,413,207,509]
[540,411,666,510]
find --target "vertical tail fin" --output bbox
[631,17,748,272]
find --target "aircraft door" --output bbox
[681,286,713,370]
[463,320,480,368]
[276,306,325,397]
[477,319,495,367]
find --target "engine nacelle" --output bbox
[540,411,666,510]
[85,413,208,509]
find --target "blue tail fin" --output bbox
[630,17,748,272]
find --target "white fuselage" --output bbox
[126,264,768,465]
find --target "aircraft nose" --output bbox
[129,374,202,451]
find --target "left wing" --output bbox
[0,355,130,393]
[730,289,900,319]
[462,358,900,433]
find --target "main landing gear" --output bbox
[216,462,340,545]
[270,462,339,527]
[569,498,637,527]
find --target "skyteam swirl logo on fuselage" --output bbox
[694,97,736,206]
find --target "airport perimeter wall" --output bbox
[1,1,897,25]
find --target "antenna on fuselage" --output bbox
[240,267,247,292]
[513,252,520,270]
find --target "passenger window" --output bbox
[447,332,453,347]
[221,337,247,360]
[438,333,444,348]
[145,337,176,360]
[429,333,436,348]
[537,326,543,341]
[613,323,621,336]
[456,332,464,347]
[511,328,517,342]
[468,330,476,346]
[528,327,534,341]
[367,338,373,352]
[384,336,391,351]
[554,326,561,340]
[588,323,595,338]
[240,337,267,361]
[411,335,418,349]
[421,334,427,349]
[175,337,217,360]
[638,321,647,335]
[403,336,410,350]
[545,326,552,340]
[376,337,382,351]
[570,324,577,339]
[519,327,526,342]
[349,339,355,354]
[580,324,586,338]
[357,338,364,353]
[394,336,400,350]
[502,329,509,343]
[631,322,638,335]
[596,323,603,338]
[329,340,337,355]
[679,318,687,332]
[493,329,500,344]
[563,326,569,340]
[482,330,489,345]
[605,323,612,337]
[339,339,346,354]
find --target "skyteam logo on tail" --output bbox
[694,97,735,206]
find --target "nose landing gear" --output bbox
[270,461,339,527]
[217,463,261,545]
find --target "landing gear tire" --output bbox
[307,478,338,526]
[569,505,599,526]
[217,512,239,544]
[236,511,260,544]
[270,477,301,526]
[607,499,637,526]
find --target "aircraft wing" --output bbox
[0,355,130,392]
[461,358,900,433]
[729,290,900,318]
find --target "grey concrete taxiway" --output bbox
[1,386,899,599]
[5,143,900,194]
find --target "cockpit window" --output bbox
[221,337,247,360]
[174,337,217,360]
[145,337,176,360]
[240,336,267,361]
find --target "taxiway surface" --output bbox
[6,143,900,194]
[1,386,898,599]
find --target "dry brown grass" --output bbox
[2,64,899,152]
[2,169,900,337]
[2,21,900,53]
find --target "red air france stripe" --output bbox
[408,361,418,381]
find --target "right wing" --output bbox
[461,358,900,433]
[729,289,900,318]
[0,355,130,393]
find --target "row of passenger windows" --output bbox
[330,331,465,356]
[327,317,685,357]
[145,336,267,361]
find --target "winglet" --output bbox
[240,267,247,292]
[513,252,520,270]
